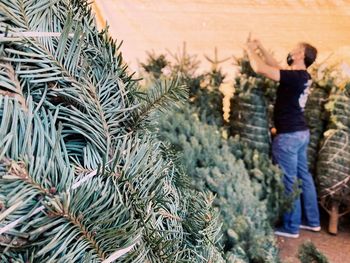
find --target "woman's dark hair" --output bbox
[301,42,317,68]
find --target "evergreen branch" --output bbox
[0,156,141,261]
[1,1,134,158]
[204,47,230,68]
[0,61,26,109]
[131,78,188,129]
[298,241,329,263]
[0,1,226,261]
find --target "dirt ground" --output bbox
[278,210,350,263]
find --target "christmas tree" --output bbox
[156,106,281,262]
[141,45,225,126]
[316,83,350,234]
[141,49,285,262]
[229,55,277,154]
[0,0,224,261]
[297,241,329,263]
[304,64,335,173]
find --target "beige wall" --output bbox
[92,0,350,76]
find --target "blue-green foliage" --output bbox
[141,50,284,262]
[0,1,225,262]
[229,56,277,154]
[304,86,329,173]
[141,50,225,126]
[304,65,334,173]
[157,106,283,262]
[317,85,350,201]
[298,241,329,263]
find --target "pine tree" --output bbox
[200,47,229,126]
[229,55,277,154]
[156,106,282,262]
[316,83,350,234]
[140,46,225,126]
[140,48,286,262]
[297,241,329,263]
[304,64,334,173]
[0,0,224,262]
[226,137,285,222]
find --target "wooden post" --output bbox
[328,200,340,234]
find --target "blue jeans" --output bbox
[272,130,320,233]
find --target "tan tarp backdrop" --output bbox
[92,0,350,75]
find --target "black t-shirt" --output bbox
[274,70,312,134]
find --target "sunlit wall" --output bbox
[92,0,350,75]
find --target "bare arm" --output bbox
[256,41,281,68]
[244,42,280,82]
